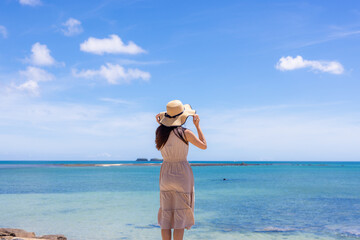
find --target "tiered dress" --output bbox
[158,130,195,230]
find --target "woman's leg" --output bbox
[161,229,171,240]
[173,229,184,240]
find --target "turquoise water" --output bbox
[0,161,359,240]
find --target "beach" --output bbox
[0,161,359,240]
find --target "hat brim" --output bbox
[159,104,196,127]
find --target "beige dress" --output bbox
[158,130,195,230]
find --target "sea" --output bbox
[0,161,359,240]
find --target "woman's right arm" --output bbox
[185,114,207,150]
[155,113,161,124]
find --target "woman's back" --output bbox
[160,130,189,163]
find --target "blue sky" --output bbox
[0,0,360,161]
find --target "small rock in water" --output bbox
[0,228,35,238]
[0,228,66,240]
[40,235,67,240]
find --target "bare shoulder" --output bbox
[184,128,195,137]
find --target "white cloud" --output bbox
[17,80,39,93]
[80,34,146,55]
[62,18,83,36]
[99,98,134,105]
[72,63,150,84]
[0,25,7,38]
[19,66,54,82]
[29,42,56,66]
[17,66,54,95]
[19,0,41,6]
[276,55,344,74]
[189,104,360,161]
[0,94,157,160]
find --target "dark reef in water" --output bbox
[150,158,163,162]
[59,162,330,168]
[61,162,258,167]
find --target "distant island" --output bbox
[136,158,148,161]
[150,158,163,162]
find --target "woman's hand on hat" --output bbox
[193,114,200,128]
[155,113,161,124]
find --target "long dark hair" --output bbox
[155,125,188,150]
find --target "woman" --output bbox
[155,100,207,240]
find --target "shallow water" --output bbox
[0,161,359,240]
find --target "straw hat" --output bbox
[159,100,196,127]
